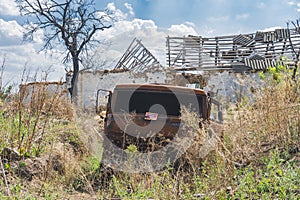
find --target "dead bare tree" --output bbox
[16,0,115,97]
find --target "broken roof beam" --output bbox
[114,38,160,72]
[166,28,300,71]
[167,35,204,68]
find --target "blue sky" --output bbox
[96,0,300,36]
[0,0,300,86]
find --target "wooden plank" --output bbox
[166,28,300,70]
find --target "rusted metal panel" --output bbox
[113,83,207,95]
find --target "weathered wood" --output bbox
[115,38,160,72]
[167,28,300,71]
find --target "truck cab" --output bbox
[97,83,221,152]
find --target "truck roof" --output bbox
[114,83,207,96]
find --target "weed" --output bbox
[0,68,300,199]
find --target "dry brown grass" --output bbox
[221,73,300,167]
[1,70,300,199]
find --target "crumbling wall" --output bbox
[203,71,262,105]
[20,82,68,105]
[74,64,262,111]
[73,66,176,111]
[171,70,261,107]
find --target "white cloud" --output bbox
[297,3,300,12]
[168,23,198,36]
[200,25,217,36]
[0,19,23,46]
[97,18,159,39]
[93,18,167,66]
[106,2,117,12]
[185,21,196,27]
[288,1,296,6]
[7,1,285,84]
[1,2,169,84]
[0,0,19,16]
[0,43,65,85]
[23,23,45,45]
[32,28,44,44]
[124,3,134,16]
[236,13,250,20]
[93,18,200,67]
[106,2,127,20]
[0,19,44,48]
[0,1,225,84]
[0,18,65,85]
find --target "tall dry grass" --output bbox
[1,81,73,157]
[0,68,299,199]
[97,70,300,199]
[222,72,300,167]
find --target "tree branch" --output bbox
[16,0,115,96]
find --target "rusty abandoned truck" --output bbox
[96,83,222,152]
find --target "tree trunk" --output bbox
[69,54,80,99]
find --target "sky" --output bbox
[0,0,300,87]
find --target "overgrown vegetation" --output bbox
[0,66,299,199]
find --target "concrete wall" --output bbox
[73,67,262,111]
[204,71,262,105]
[73,67,176,111]
[20,82,69,105]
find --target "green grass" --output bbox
[233,150,300,200]
[0,69,300,199]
